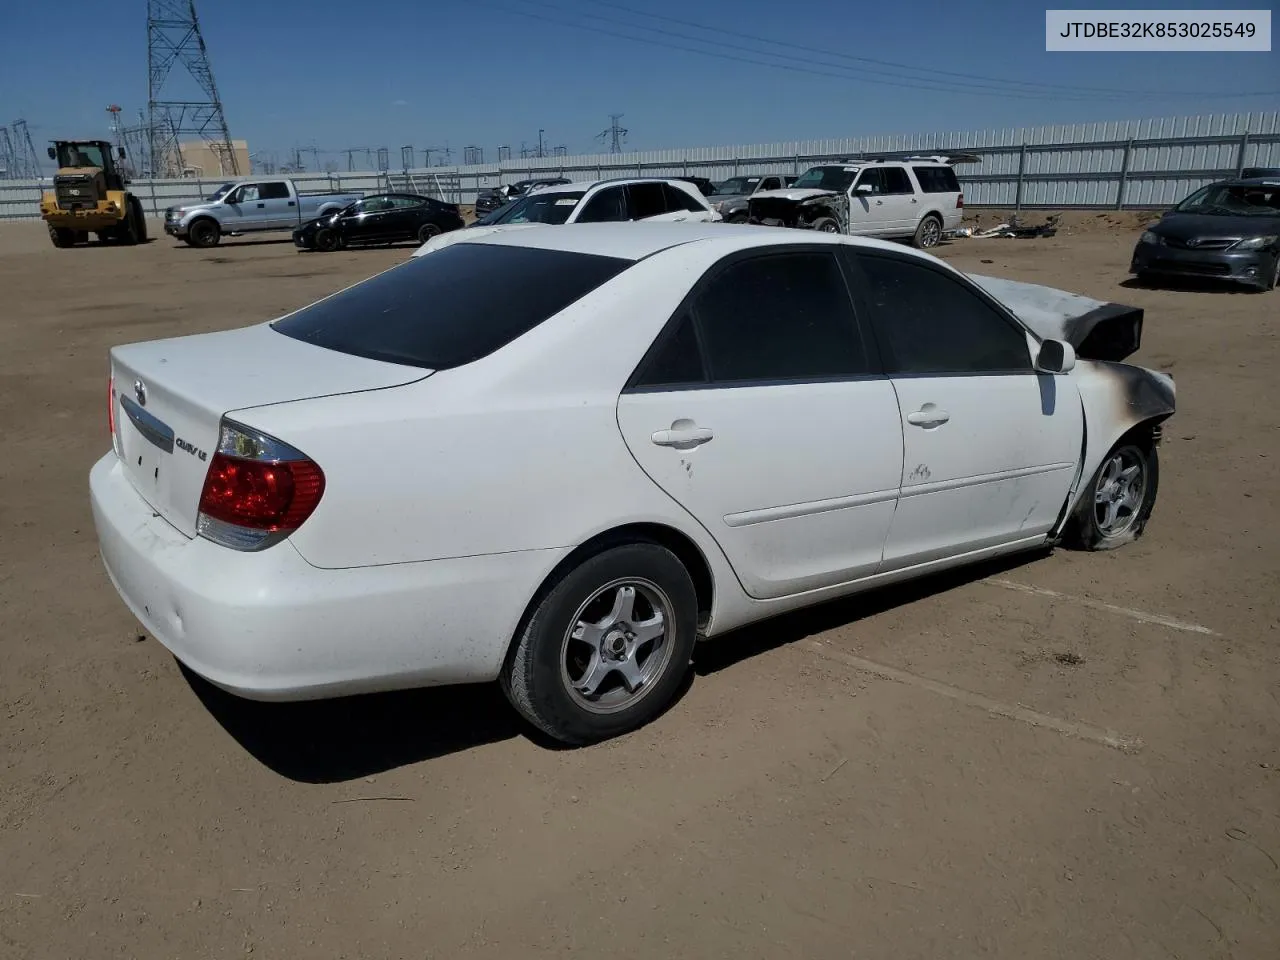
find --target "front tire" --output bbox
[314,228,341,252]
[911,214,943,249]
[810,216,840,234]
[1066,437,1159,550]
[185,218,220,248]
[501,543,699,745]
[48,225,76,248]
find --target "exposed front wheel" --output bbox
[1066,437,1159,550]
[501,543,699,745]
[811,216,840,233]
[911,215,943,248]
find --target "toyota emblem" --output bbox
[134,379,147,406]
[1186,238,1201,247]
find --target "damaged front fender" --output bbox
[1057,360,1176,535]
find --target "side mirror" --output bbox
[1036,339,1076,374]
[47,147,56,160]
[856,183,874,194]
[118,147,127,160]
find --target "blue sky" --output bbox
[2,0,1277,168]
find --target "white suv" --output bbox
[419,177,721,255]
[748,157,967,248]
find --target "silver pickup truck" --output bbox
[163,178,362,248]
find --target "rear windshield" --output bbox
[272,243,631,369]
[912,166,961,193]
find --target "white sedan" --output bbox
[90,223,1175,744]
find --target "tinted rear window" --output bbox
[911,166,960,193]
[272,243,630,369]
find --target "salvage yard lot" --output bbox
[1,219,1277,959]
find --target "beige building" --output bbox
[165,139,251,179]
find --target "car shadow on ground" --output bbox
[185,548,1051,782]
[692,549,1051,676]
[1121,275,1262,295]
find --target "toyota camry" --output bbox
[91,223,1175,745]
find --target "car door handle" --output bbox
[652,421,713,448]
[906,407,950,428]
[875,199,883,205]
[288,200,296,206]
[910,197,918,203]
[256,202,265,208]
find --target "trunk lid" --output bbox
[109,322,429,537]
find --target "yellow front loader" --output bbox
[39,140,147,248]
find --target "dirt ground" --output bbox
[1,218,1277,960]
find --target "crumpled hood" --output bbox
[412,222,542,256]
[750,188,838,203]
[969,274,1145,362]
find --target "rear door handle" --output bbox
[906,407,950,428]
[652,420,713,448]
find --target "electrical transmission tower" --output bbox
[147,0,238,178]
[0,127,15,179]
[596,114,628,154]
[9,120,41,178]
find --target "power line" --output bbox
[485,0,1280,102]
[480,1,1128,102]
[584,0,1280,99]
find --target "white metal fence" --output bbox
[3,111,1277,221]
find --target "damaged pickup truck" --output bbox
[748,155,974,248]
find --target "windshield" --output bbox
[791,166,859,192]
[1175,183,1280,217]
[493,191,585,225]
[713,177,761,196]
[56,142,107,168]
[208,182,235,201]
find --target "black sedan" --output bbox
[293,193,464,252]
[1131,178,1280,291]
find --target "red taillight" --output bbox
[196,419,325,551]
[956,193,964,209]
[199,454,325,531]
[108,376,115,436]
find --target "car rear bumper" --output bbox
[1130,243,1274,286]
[90,453,560,701]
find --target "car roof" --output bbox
[1224,176,1280,187]
[455,220,942,263]
[531,177,703,196]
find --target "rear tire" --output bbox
[810,216,840,233]
[314,228,340,252]
[185,218,220,248]
[501,543,699,745]
[416,222,442,244]
[48,225,76,248]
[1065,436,1159,551]
[911,214,943,249]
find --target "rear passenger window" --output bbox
[911,166,961,193]
[259,182,291,200]
[628,182,667,220]
[575,187,627,223]
[633,312,706,388]
[760,177,781,190]
[694,253,869,383]
[662,183,706,214]
[880,168,912,194]
[854,254,1031,375]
